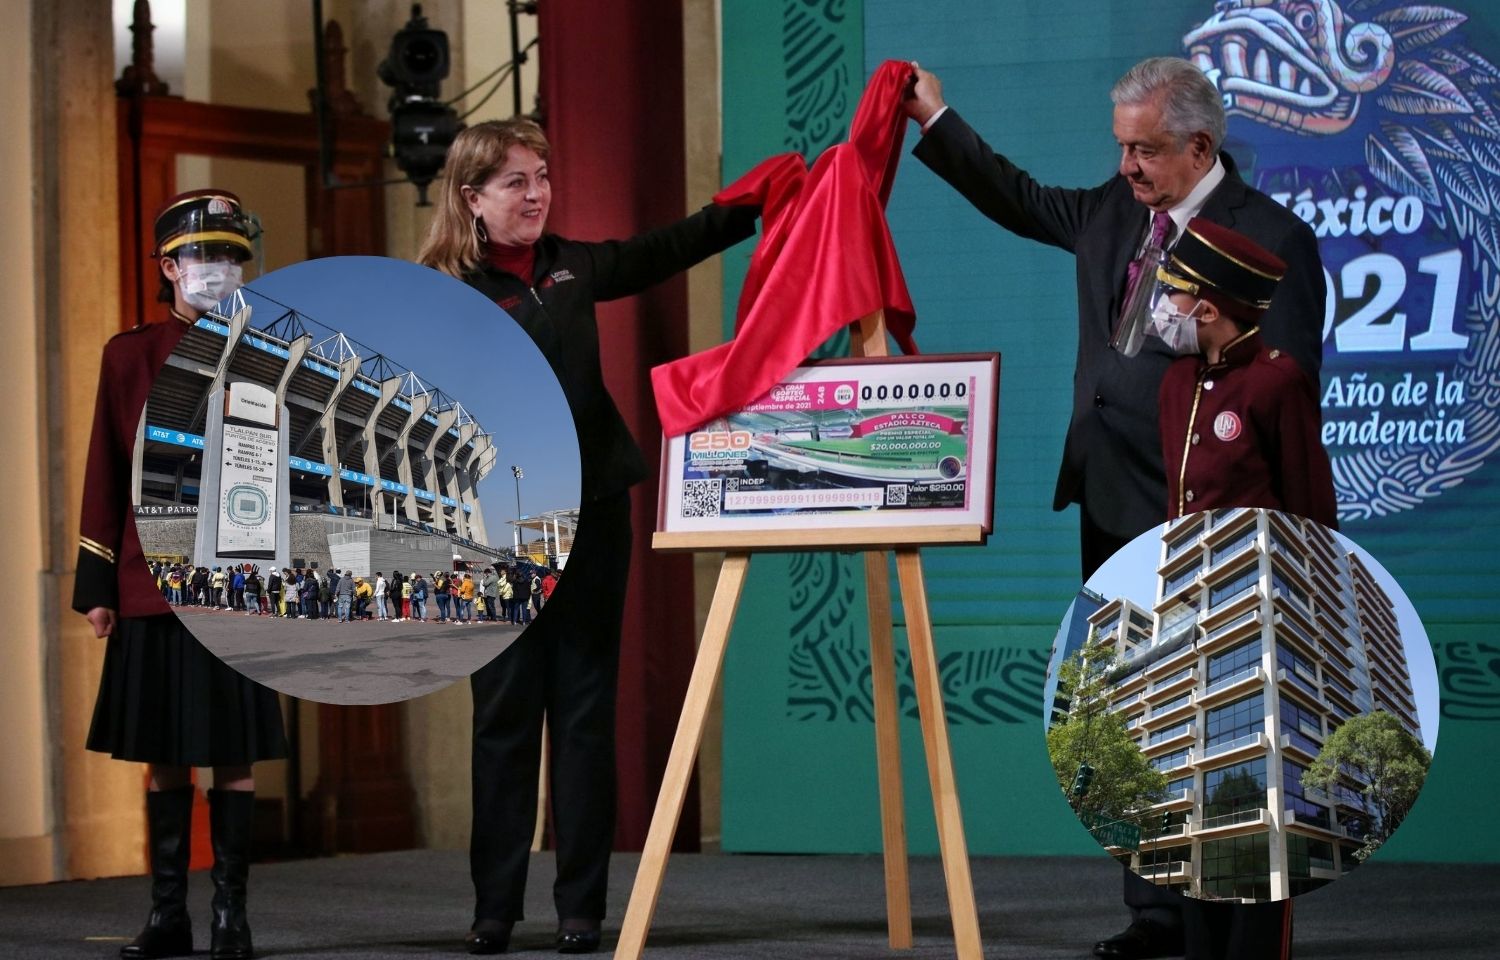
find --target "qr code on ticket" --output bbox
[682,479,722,518]
[885,484,909,506]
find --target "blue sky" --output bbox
[245,256,580,544]
[1087,516,1441,753]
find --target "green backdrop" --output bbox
[719,0,1500,862]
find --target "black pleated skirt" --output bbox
[86,614,288,766]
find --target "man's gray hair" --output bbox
[1111,56,1226,153]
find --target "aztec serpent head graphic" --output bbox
[1184,0,1500,521]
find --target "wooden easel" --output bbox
[614,311,985,959]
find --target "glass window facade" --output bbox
[1166,530,1199,560]
[1208,564,1258,610]
[1200,833,1270,901]
[1279,694,1323,740]
[1211,525,1257,564]
[1276,644,1319,696]
[1268,528,1297,558]
[1277,642,1316,678]
[1286,834,1336,895]
[1324,672,1354,701]
[1204,692,1264,749]
[1163,564,1198,596]
[1153,691,1191,714]
[1283,759,1332,829]
[1151,748,1190,772]
[1207,638,1261,684]
[1272,569,1309,609]
[1149,721,1193,746]
[1203,757,1267,818]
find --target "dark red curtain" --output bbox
[538,0,701,851]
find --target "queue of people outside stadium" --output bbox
[146,559,557,625]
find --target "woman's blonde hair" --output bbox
[416,118,551,278]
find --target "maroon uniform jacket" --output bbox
[1159,328,1336,526]
[73,312,193,619]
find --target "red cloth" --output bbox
[651,60,919,436]
[484,242,536,283]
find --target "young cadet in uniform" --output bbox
[76,190,286,960]
[1151,217,1336,527]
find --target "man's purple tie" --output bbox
[1126,211,1173,304]
[1112,210,1174,350]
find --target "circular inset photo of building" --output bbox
[129,256,580,704]
[1043,508,1438,901]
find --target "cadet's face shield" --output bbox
[158,207,264,313]
[1147,266,1205,355]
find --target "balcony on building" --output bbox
[1155,568,1202,611]
[1141,822,1192,845]
[1271,588,1317,640]
[1193,730,1270,766]
[1276,666,1323,703]
[1144,721,1196,755]
[1146,666,1199,701]
[1199,608,1263,657]
[1197,666,1266,709]
[1270,546,1314,592]
[1192,807,1271,838]
[1144,631,1199,678]
[1146,691,1196,726]
[1150,786,1196,810]
[1203,521,1259,572]
[1200,583,1263,636]
[1270,609,1319,658]
[1116,690,1146,714]
[1322,634,1358,670]
[1138,859,1193,884]
[1279,730,1322,761]
[1283,806,1340,836]
[1164,511,1206,543]
[1314,601,1349,637]
[1322,677,1360,715]
[1159,529,1203,572]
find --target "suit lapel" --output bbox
[1199,150,1249,229]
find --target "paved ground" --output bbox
[2,850,1495,959]
[175,605,526,704]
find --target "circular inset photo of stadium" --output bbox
[128,256,580,704]
[1042,508,1438,901]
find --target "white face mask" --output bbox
[1148,297,1203,355]
[177,261,244,311]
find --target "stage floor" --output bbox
[1,850,1494,958]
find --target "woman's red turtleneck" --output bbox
[484,241,536,284]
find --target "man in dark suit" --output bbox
[903,57,1321,960]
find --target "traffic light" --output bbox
[1071,761,1096,798]
[1162,810,1173,832]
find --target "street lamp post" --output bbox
[511,465,524,558]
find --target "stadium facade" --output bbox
[1078,509,1419,901]
[134,289,512,572]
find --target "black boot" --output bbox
[122,786,195,959]
[208,789,256,960]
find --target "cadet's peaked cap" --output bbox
[152,189,256,260]
[1157,217,1286,312]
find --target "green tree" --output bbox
[1047,635,1168,828]
[1301,710,1430,862]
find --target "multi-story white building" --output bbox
[1084,508,1419,901]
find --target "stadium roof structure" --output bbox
[139,287,501,547]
